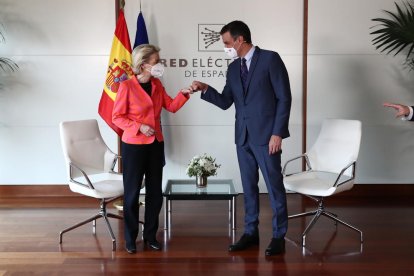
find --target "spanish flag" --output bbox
[98,9,133,136]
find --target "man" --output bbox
[191,20,292,256]
[383,102,414,119]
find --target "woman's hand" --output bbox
[140,124,155,136]
[180,86,194,95]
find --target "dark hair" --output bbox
[220,20,252,44]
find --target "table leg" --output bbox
[231,197,236,230]
[168,200,172,230]
[228,200,231,224]
[164,199,170,230]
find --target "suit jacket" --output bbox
[112,77,189,144]
[201,47,292,146]
[410,106,414,121]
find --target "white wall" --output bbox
[0,0,115,184]
[308,0,414,183]
[2,0,411,187]
[0,0,303,191]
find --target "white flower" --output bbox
[186,153,221,178]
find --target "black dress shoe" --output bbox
[228,233,259,252]
[265,238,285,256]
[144,239,162,251]
[125,244,136,254]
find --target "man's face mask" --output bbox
[224,40,242,59]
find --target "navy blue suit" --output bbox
[201,47,291,238]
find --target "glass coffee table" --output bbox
[163,179,238,232]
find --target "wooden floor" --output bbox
[0,193,413,275]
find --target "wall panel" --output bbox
[308,0,414,183]
[0,0,304,190]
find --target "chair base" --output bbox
[59,198,123,251]
[288,198,363,247]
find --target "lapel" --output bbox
[132,76,154,101]
[150,78,158,100]
[244,46,260,96]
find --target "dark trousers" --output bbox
[121,140,164,246]
[236,134,288,239]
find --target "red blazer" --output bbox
[112,76,189,144]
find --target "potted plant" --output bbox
[0,25,18,73]
[370,1,414,70]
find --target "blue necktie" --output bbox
[241,58,248,90]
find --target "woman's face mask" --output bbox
[146,63,165,78]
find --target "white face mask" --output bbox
[147,63,165,78]
[224,41,242,59]
[224,46,238,59]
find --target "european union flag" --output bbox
[133,11,149,49]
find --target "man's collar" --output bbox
[243,45,255,62]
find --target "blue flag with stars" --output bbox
[133,11,149,49]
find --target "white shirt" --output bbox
[242,45,256,70]
[403,106,414,121]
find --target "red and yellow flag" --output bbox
[98,9,133,136]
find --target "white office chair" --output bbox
[59,119,124,251]
[283,119,363,246]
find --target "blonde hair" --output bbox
[132,44,160,74]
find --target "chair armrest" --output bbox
[69,162,95,189]
[282,154,312,176]
[110,155,122,173]
[110,171,122,176]
[334,161,356,187]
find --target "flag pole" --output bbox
[115,0,125,21]
[302,0,308,171]
[113,0,125,211]
[115,0,119,21]
[115,0,125,173]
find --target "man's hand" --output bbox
[140,124,155,137]
[383,102,410,118]
[269,135,282,155]
[191,81,208,92]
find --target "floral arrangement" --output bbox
[186,154,221,177]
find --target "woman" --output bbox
[112,44,191,253]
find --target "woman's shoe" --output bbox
[144,239,162,250]
[125,243,137,254]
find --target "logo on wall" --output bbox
[161,23,230,78]
[198,24,224,52]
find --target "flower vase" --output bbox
[196,175,208,188]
